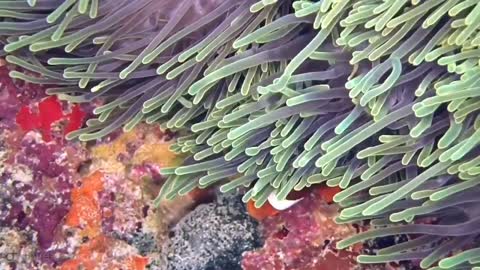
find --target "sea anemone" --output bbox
[2,0,480,269]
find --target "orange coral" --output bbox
[124,255,149,270]
[65,171,104,238]
[60,235,149,270]
[60,235,108,270]
[62,171,150,270]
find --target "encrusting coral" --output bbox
[1,0,480,268]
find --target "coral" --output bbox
[0,133,85,267]
[0,67,90,268]
[65,171,105,238]
[90,124,178,174]
[2,0,480,268]
[61,170,154,270]
[242,192,359,270]
[59,235,149,270]
[0,228,37,270]
[15,95,87,142]
[0,61,45,126]
[98,171,146,235]
[0,66,189,268]
[162,192,262,270]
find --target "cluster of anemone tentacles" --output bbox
[1,0,480,268]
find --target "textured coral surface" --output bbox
[0,64,194,269]
[242,192,360,270]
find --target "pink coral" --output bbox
[242,193,359,270]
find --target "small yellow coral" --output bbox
[91,131,138,173]
[133,143,180,168]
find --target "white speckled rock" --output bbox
[159,192,262,270]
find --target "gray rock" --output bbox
[126,232,159,255]
[163,192,262,270]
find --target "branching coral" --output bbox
[2,0,480,269]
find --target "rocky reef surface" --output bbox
[163,192,262,270]
[0,61,194,270]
